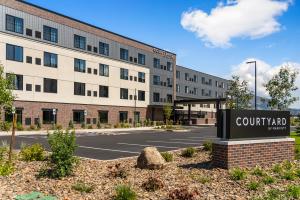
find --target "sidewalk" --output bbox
[0,126,156,136]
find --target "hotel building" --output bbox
[0,0,228,128]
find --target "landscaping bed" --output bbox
[1,149,300,200]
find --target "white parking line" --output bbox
[78,145,139,154]
[117,142,179,149]
[147,140,200,145]
[170,138,214,142]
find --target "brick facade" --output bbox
[1,100,147,129]
[212,138,295,169]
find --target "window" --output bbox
[74,58,86,73]
[44,52,57,68]
[167,94,172,103]
[25,118,31,126]
[6,44,23,62]
[44,78,57,93]
[87,90,91,96]
[35,31,41,39]
[93,69,97,75]
[99,85,109,97]
[87,68,91,74]
[167,78,172,87]
[6,14,23,34]
[35,58,41,65]
[26,56,32,64]
[35,85,41,92]
[120,88,128,99]
[7,74,23,90]
[185,86,189,94]
[194,88,197,95]
[43,25,58,43]
[119,111,128,123]
[26,84,32,91]
[87,45,92,51]
[176,71,180,79]
[185,73,189,81]
[120,68,129,80]
[194,75,198,82]
[74,82,85,96]
[138,53,145,65]
[74,34,86,50]
[26,28,32,36]
[120,48,129,61]
[153,75,160,85]
[153,92,160,102]
[42,109,56,124]
[98,111,108,123]
[167,62,173,71]
[176,84,180,93]
[153,58,160,68]
[99,64,109,77]
[73,110,84,124]
[99,42,109,56]
[5,108,22,124]
[138,72,145,83]
[93,47,98,53]
[93,91,97,97]
[138,90,145,101]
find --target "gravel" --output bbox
[0,149,299,200]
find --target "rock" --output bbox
[137,147,165,169]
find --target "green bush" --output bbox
[97,121,101,129]
[252,166,265,177]
[203,141,212,152]
[142,177,164,192]
[44,129,77,178]
[16,122,24,131]
[295,147,300,160]
[0,145,8,161]
[181,147,196,158]
[81,123,86,129]
[281,170,296,180]
[262,175,275,185]
[272,163,282,174]
[36,119,42,130]
[72,181,94,193]
[87,124,93,129]
[286,185,300,199]
[0,122,11,131]
[282,160,294,170]
[114,185,136,200]
[247,181,260,191]
[265,189,283,200]
[0,162,14,176]
[68,120,74,129]
[229,168,247,181]
[160,152,173,162]
[20,143,45,161]
[28,125,36,131]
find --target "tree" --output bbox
[225,75,253,109]
[265,67,299,110]
[163,103,173,125]
[0,64,15,115]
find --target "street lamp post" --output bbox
[246,61,257,110]
[8,107,16,162]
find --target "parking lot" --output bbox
[0,126,217,160]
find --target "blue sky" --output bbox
[26,0,300,107]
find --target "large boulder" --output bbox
[137,147,165,169]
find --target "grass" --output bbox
[160,152,173,162]
[247,181,260,191]
[181,147,196,158]
[190,174,211,184]
[229,168,247,181]
[262,175,275,185]
[286,185,300,199]
[114,185,136,200]
[252,166,265,177]
[72,181,94,193]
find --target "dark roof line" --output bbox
[18,0,176,56]
[176,64,229,81]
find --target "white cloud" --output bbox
[230,58,300,108]
[181,0,291,48]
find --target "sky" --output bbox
[26,0,300,108]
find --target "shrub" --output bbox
[272,163,282,174]
[56,124,63,130]
[0,162,14,176]
[282,160,294,170]
[295,147,300,160]
[190,174,211,184]
[247,181,260,191]
[108,163,128,179]
[252,166,265,177]
[181,147,196,158]
[97,121,101,129]
[0,122,11,131]
[160,152,173,162]
[16,122,24,131]
[114,185,136,200]
[43,129,77,178]
[142,177,164,192]
[20,143,45,162]
[114,123,121,128]
[281,170,296,180]
[168,187,199,200]
[203,141,212,152]
[36,119,41,130]
[72,181,94,193]
[262,175,275,185]
[295,168,300,177]
[229,168,247,181]
[81,123,86,129]
[0,145,8,161]
[28,125,36,131]
[87,124,93,129]
[68,120,74,129]
[265,189,283,199]
[286,185,300,199]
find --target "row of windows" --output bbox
[176,71,226,88]
[153,93,172,103]
[153,75,172,87]
[5,14,173,68]
[176,84,226,97]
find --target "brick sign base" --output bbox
[212,138,295,169]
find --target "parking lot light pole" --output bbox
[8,107,16,162]
[246,60,257,110]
